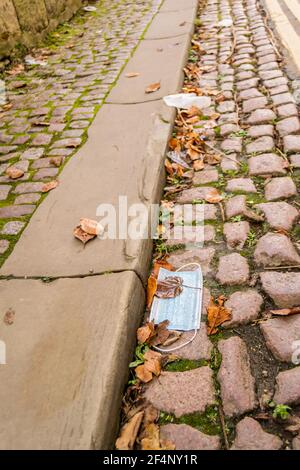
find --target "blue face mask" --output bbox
[149,267,203,331]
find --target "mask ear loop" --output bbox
[152,263,203,353]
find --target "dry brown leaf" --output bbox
[141,423,175,450]
[7,64,25,75]
[207,296,232,335]
[135,364,153,383]
[137,322,155,344]
[1,103,12,111]
[3,308,15,325]
[205,188,223,203]
[147,276,157,309]
[149,321,170,347]
[145,82,161,94]
[156,276,183,299]
[152,259,174,278]
[165,159,174,176]
[125,72,140,78]
[269,307,300,317]
[80,218,99,236]
[143,350,162,376]
[50,156,62,167]
[5,167,24,179]
[193,159,205,171]
[205,153,221,165]
[73,226,96,244]
[41,180,58,193]
[115,410,144,450]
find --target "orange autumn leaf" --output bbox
[145,82,160,94]
[73,226,96,245]
[168,137,181,151]
[207,296,231,335]
[152,259,174,278]
[125,72,140,78]
[41,180,58,193]
[80,218,99,236]
[165,159,174,176]
[147,276,157,309]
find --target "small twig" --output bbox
[218,201,225,222]
[204,140,242,166]
[226,26,237,64]
[263,265,300,270]
[219,405,229,450]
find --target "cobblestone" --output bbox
[265,177,297,201]
[256,202,298,231]
[260,272,300,308]
[145,368,216,418]
[261,316,300,363]
[216,253,249,285]
[231,417,282,450]
[273,368,300,405]
[224,290,263,327]
[160,424,220,451]
[254,233,300,267]
[218,337,256,417]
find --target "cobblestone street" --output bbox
[0,0,160,263]
[125,0,300,451]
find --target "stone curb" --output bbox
[0,0,197,450]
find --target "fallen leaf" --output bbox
[193,158,205,171]
[41,180,58,193]
[143,350,162,376]
[125,72,140,78]
[152,259,174,278]
[156,276,183,299]
[165,159,174,176]
[145,82,161,94]
[147,276,157,309]
[50,156,62,167]
[269,307,300,317]
[3,308,15,325]
[137,322,155,344]
[79,218,99,236]
[5,167,24,179]
[73,226,96,244]
[1,103,12,111]
[205,188,223,203]
[141,423,175,450]
[143,405,159,427]
[115,411,144,450]
[135,364,153,383]
[149,321,171,347]
[7,64,25,75]
[207,296,232,335]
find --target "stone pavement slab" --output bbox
[160,0,198,12]
[0,101,173,280]
[0,272,144,450]
[107,35,191,104]
[144,8,196,39]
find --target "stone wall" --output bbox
[0,0,83,58]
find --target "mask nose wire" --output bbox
[152,263,203,353]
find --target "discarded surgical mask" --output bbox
[163,93,211,110]
[150,267,203,331]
